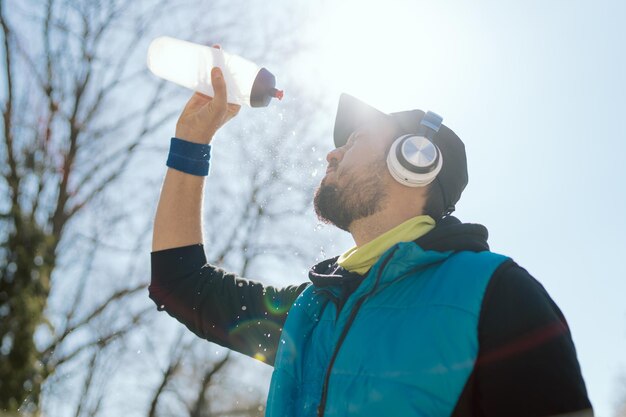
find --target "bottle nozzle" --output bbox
[272,88,284,100]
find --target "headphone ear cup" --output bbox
[386,135,443,187]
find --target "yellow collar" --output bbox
[337,215,436,275]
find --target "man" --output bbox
[150,66,593,416]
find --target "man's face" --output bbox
[313,118,397,231]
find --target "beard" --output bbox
[313,159,388,232]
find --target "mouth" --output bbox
[325,163,338,175]
[321,167,337,185]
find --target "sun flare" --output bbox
[310,0,452,112]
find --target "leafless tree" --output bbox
[1,0,327,415]
[0,0,180,411]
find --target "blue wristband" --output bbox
[166,137,212,176]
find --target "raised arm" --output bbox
[149,64,307,365]
[152,66,238,252]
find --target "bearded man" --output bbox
[149,66,593,416]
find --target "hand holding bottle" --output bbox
[175,65,240,145]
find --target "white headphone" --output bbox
[386,111,444,187]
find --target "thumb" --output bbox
[211,67,227,113]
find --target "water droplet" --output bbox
[241,306,247,310]
[238,282,244,287]
[311,169,318,177]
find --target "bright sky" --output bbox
[300,0,626,415]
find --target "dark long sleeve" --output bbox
[149,244,309,366]
[452,260,593,416]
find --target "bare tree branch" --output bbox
[68,80,173,203]
[147,330,192,417]
[51,305,151,369]
[189,353,231,417]
[44,282,147,361]
[60,226,101,338]
[0,0,20,206]
[72,347,99,417]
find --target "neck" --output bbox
[349,202,423,247]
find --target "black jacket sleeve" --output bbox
[452,260,593,417]
[148,244,309,366]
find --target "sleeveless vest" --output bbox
[266,242,509,417]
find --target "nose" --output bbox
[326,147,343,165]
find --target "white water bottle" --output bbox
[147,36,283,107]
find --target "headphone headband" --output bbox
[417,111,443,140]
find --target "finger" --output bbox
[211,67,227,113]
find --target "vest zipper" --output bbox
[316,248,398,417]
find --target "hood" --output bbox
[414,216,489,253]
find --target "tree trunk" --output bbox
[0,208,56,413]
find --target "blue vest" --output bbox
[266,242,509,417]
